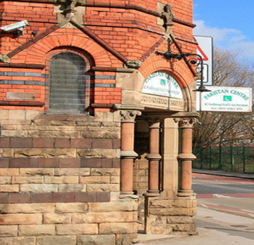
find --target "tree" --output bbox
[193,47,254,150]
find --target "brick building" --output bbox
[0,0,198,244]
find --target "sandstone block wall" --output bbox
[145,196,197,235]
[0,110,138,245]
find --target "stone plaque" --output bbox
[6,92,36,100]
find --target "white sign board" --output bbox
[142,71,183,99]
[196,86,252,112]
[195,36,213,86]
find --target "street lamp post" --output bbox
[155,39,211,93]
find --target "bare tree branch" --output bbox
[193,47,254,149]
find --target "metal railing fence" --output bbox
[193,146,254,173]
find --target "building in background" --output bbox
[0,0,198,244]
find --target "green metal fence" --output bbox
[193,146,254,173]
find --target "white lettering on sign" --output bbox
[197,86,252,112]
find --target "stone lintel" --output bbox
[114,104,144,111]
[171,112,199,118]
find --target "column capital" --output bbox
[174,118,197,129]
[121,150,139,159]
[120,110,142,123]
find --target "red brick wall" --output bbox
[0,0,195,112]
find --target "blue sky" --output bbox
[193,0,254,61]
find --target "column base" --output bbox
[120,191,134,195]
[177,190,194,197]
[120,192,139,200]
[144,190,160,197]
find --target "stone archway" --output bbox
[116,68,198,234]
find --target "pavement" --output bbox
[193,169,254,180]
[136,169,254,245]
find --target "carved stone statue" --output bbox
[56,0,85,11]
[160,4,175,32]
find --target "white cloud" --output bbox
[193,20,241,42]
[193,20,254,61]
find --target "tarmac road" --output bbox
[193,173,254,218]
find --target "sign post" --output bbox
[195,36,213,86]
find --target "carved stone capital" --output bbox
[120,110,141,122]
[175,118,197,128]
[0,54,10,63]
[147,117,161,128]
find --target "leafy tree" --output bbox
[193,47,254,150]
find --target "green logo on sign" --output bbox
[160,79,166,86]
[223,96,232,101]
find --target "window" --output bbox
[49,52,87,113]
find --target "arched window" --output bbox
[49,52,87,113]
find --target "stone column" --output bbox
[120,110,141,195]
[145,119,161,196]
[160,118,179,198]
[177,118,196,196]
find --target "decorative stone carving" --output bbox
[55,0,86,26]
[56,0,86,8]
[0,54,10,63]
[147,118,161,128]
[125,60,143,68]
[174,118,197,128]
[56,0,86,20]
[160,4,175,33]
[120,110,141,122]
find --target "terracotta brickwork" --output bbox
[0,0,198,244]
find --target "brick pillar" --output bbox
[120,110,141,195]
[177,118,196,196]
[145,119,161,196]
